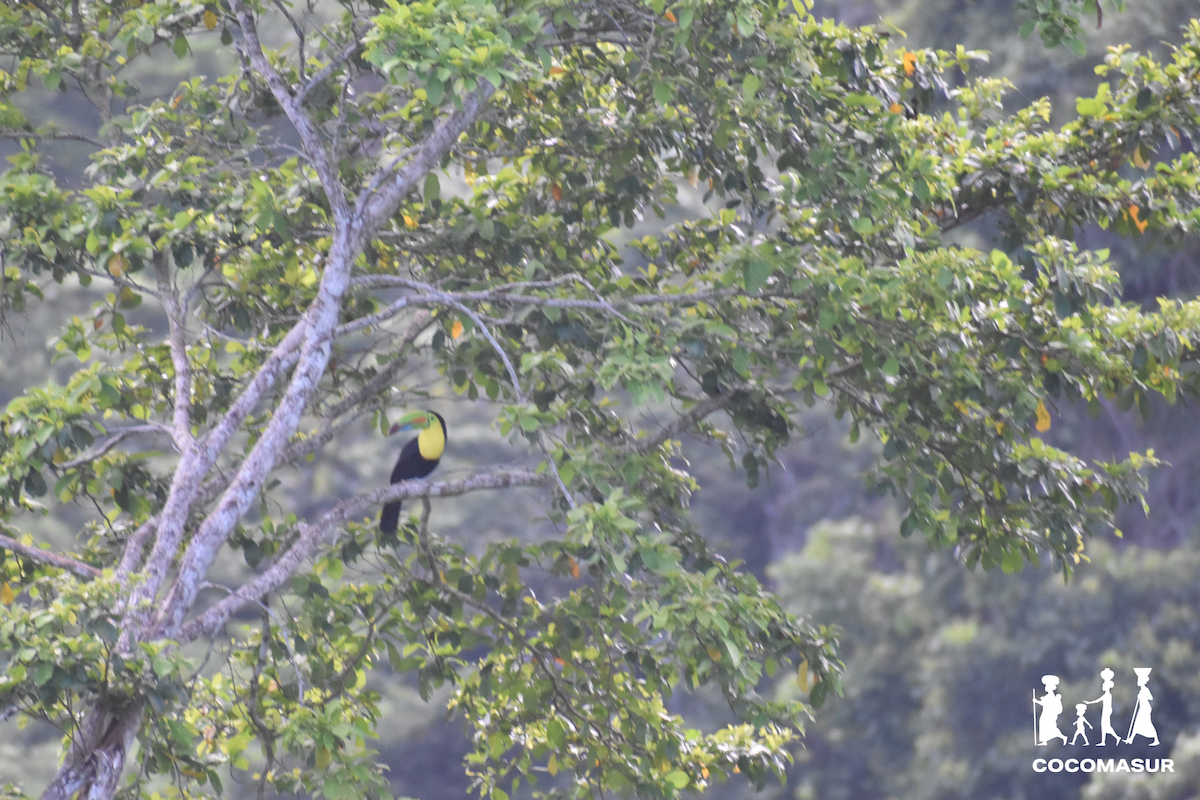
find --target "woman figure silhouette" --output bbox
[1087,668,1120,746]
[1035,675,1068,746]
[1126,668,1160,746]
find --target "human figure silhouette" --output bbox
[1086,668,1121,746]
[1126,668,1159,746]
[1071,703,1092,745]
[1035,675,1068,745]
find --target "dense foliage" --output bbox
[2,0,1200,799]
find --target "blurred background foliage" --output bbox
[4,0,1200,799]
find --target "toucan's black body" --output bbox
[379,412,446,535]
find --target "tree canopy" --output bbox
[1,0,1199,799]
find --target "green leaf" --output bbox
[743,258,771,292]
[742,73,760,102]
[653,80,673,105]
[424,172,441,201]
[664,770,690,789]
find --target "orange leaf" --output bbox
[902,51,918,76]
[451,319,464,339]
[1035,399,1051,432]
[568,556,580,579]
[889,101,903,114]
[549,66,565,76]
[663,9,676,21]
[554,657,565,667]
[402,213,417,229]
[1129,204,1148,234]
[551,183,563,202]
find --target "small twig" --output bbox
[628,390,737,456]
[270,0,307,83]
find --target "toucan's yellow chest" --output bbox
[417,421,445,461]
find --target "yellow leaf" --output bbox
[402,213,417,229]
[548,754,559,776]
[203,9,218,30]
[1035,399,1051,432]
[108,253,127,276]
[0,582,14,605]
[706,646,722,662]
[451,320,464,339]
[1132,145,1150,169]
[797,658,809,692]
[687,165,700,188]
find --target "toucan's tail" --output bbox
[380,501,401,535]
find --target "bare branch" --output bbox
[269,0,307,83]
[155,254,196,452]
[126,319,307,621]
[298,36,360,103]
[229,0,351,224]
[58,424,173,470]
[0,532,101,579]
[358,81,496,236]
[0,130,106,148]
[174,468,551,642]
[115,517,157,583]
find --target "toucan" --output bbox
[379,410,446,535]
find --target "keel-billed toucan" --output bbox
[379,410,446,535]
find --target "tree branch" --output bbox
[155,253,196,452]
[298,36,360,103]
[58,424,173,470]
[0,130,106,147]
[174,468,551,642]
[0,532,101,579]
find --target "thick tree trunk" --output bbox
[41,699,145,800]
